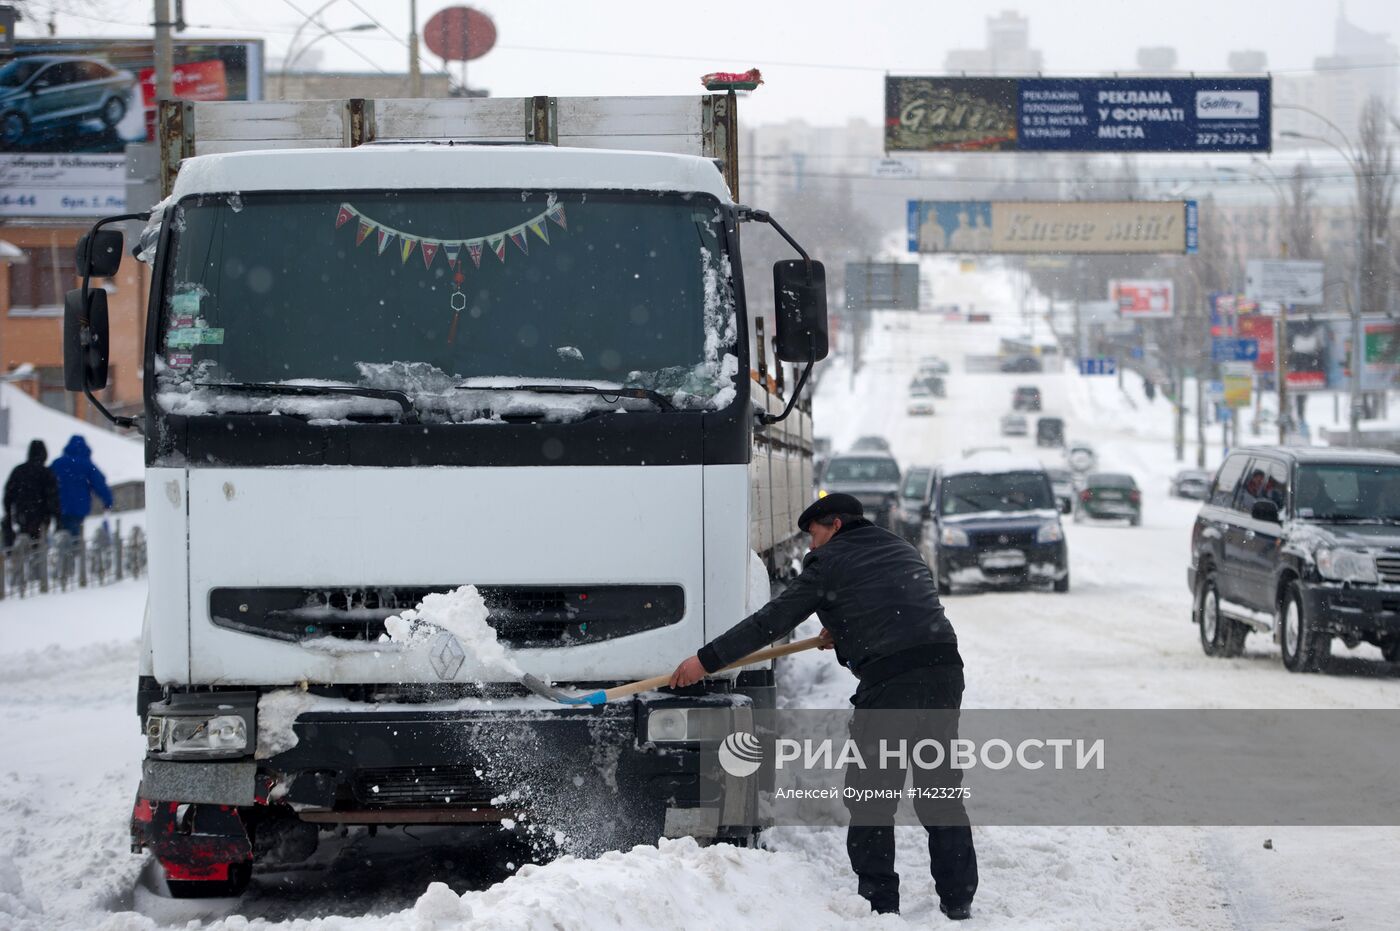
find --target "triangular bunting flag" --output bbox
[400,237,417,264]
[445,245,460,269]
[336,205,353,229]
[420,242,439,269]
[467,241,483,268]
[547,205,567,230]
[488,234,506,262]
[377,228,393,254]
[509,228,529,255]
[527,219,550,245]
[355,219,374,246]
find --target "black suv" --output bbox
[1189,447,1400,672]
[920,455,1069,593]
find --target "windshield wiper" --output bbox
[454,383,676,412]
[196,383,419,423]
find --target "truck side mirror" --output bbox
[1250,499,1280,523]
[64,287,110,391]
[76,229,125,277]
[772,259,829,363]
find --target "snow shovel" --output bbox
[521,636,824,706]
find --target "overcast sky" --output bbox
[15,0,1400,125]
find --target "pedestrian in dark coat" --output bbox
[50,435,113,538]
[4,439,60,543]
[670,493,978,920]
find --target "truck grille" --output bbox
[352,766,499,808]
[1376,556,1400,585]
[209,584,684,646]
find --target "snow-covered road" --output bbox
[1,263,1397,929]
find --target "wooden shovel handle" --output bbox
[602,636,825,702]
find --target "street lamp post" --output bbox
[279,22,377,98]
[1279,111,1368,448]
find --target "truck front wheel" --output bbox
[1280,581,1329,673]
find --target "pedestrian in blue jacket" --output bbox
[50,435,113,538]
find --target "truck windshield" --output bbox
[1296,464,1400,521]
[941,471,1054,515]
[155,190,737,423]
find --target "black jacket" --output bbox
[698,519,960,683]
[4,440,60,538]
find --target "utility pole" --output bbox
[408,0,423,97]
[1349,224,1364,446]
[1276,306,1289,445]
[1174,364,1185,461]
[1196,371,1206,467]
[153,0,174,100]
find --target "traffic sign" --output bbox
[1244,259,1324,305]
[1079,357,1117,376]
[1211,338,1259,362]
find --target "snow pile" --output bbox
[382,585,522,678]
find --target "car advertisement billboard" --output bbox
[907,200,1196,255]
[887,76,1270,153]
[0,37,262,217]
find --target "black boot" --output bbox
[939,901,972,921]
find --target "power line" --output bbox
[341,0,452,78]
[276,0,389,75]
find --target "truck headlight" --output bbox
[1315,548,1378,584]
[644,707,732,743]
[1036,522,1064,544]
[146,713,249,759]
[940,526,970,546]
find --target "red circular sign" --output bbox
[423,6,497,62]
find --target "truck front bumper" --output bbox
[1301,582,1400,638]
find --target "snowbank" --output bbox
[0,383,143,485]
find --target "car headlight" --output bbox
[1315,548,1378,584]
[146,713,249,759]
[1036,522,1064,543]
[644,707,732,743]
[940,526,970,546]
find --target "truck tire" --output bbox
[1381,641,1400,664]
[1280,580,1329,673]
[1197,571,1246,658]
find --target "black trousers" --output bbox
[843,664,978,914]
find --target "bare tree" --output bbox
[1354,96,1395,323]
[1282,164,1319,261]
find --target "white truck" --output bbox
[63,94,828,896]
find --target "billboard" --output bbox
[1326,318,1400,392]
[887,76,1270,153]
[845,261,919,311]
[1237,313,1275,373]
[907,200,1196,255]
[1111,279,1173,319]
[0,37,263,217]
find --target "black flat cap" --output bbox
[798,493,864,531]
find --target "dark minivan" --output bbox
[1189,447,1400,672]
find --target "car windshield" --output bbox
[940,470,1054,514]
[0,59,46,87]
[1295,464,1400,520]
[1090,474,1135,488]
[155,190,737,422]
[901,468,931,499]
[826,457,900,483]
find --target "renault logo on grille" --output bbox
[998,534,1010,544]
[429,631,466,680]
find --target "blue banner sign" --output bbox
[1212,338,1259,363]
[887,76,1270,153]
[1079,357,1118,376]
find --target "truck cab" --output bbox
[62,95,827,896]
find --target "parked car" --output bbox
[907,398,936,417]
[1000,412,1028,436]
[1036,416,1065,448]
[1065,441,1097,474]
[921,454,1068,593]
[1075,472,1142,525]
[851,435,891,453]
[820,453,902,530]
[1189,447,1400,672]
[1045,467,1075,514]
[0,55,135,147]
[1012,385,1042,411]
[1170,468,1212,500]
[896,465,935,545]
[1000,354,1043,373]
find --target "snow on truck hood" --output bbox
[171,144,735,202]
